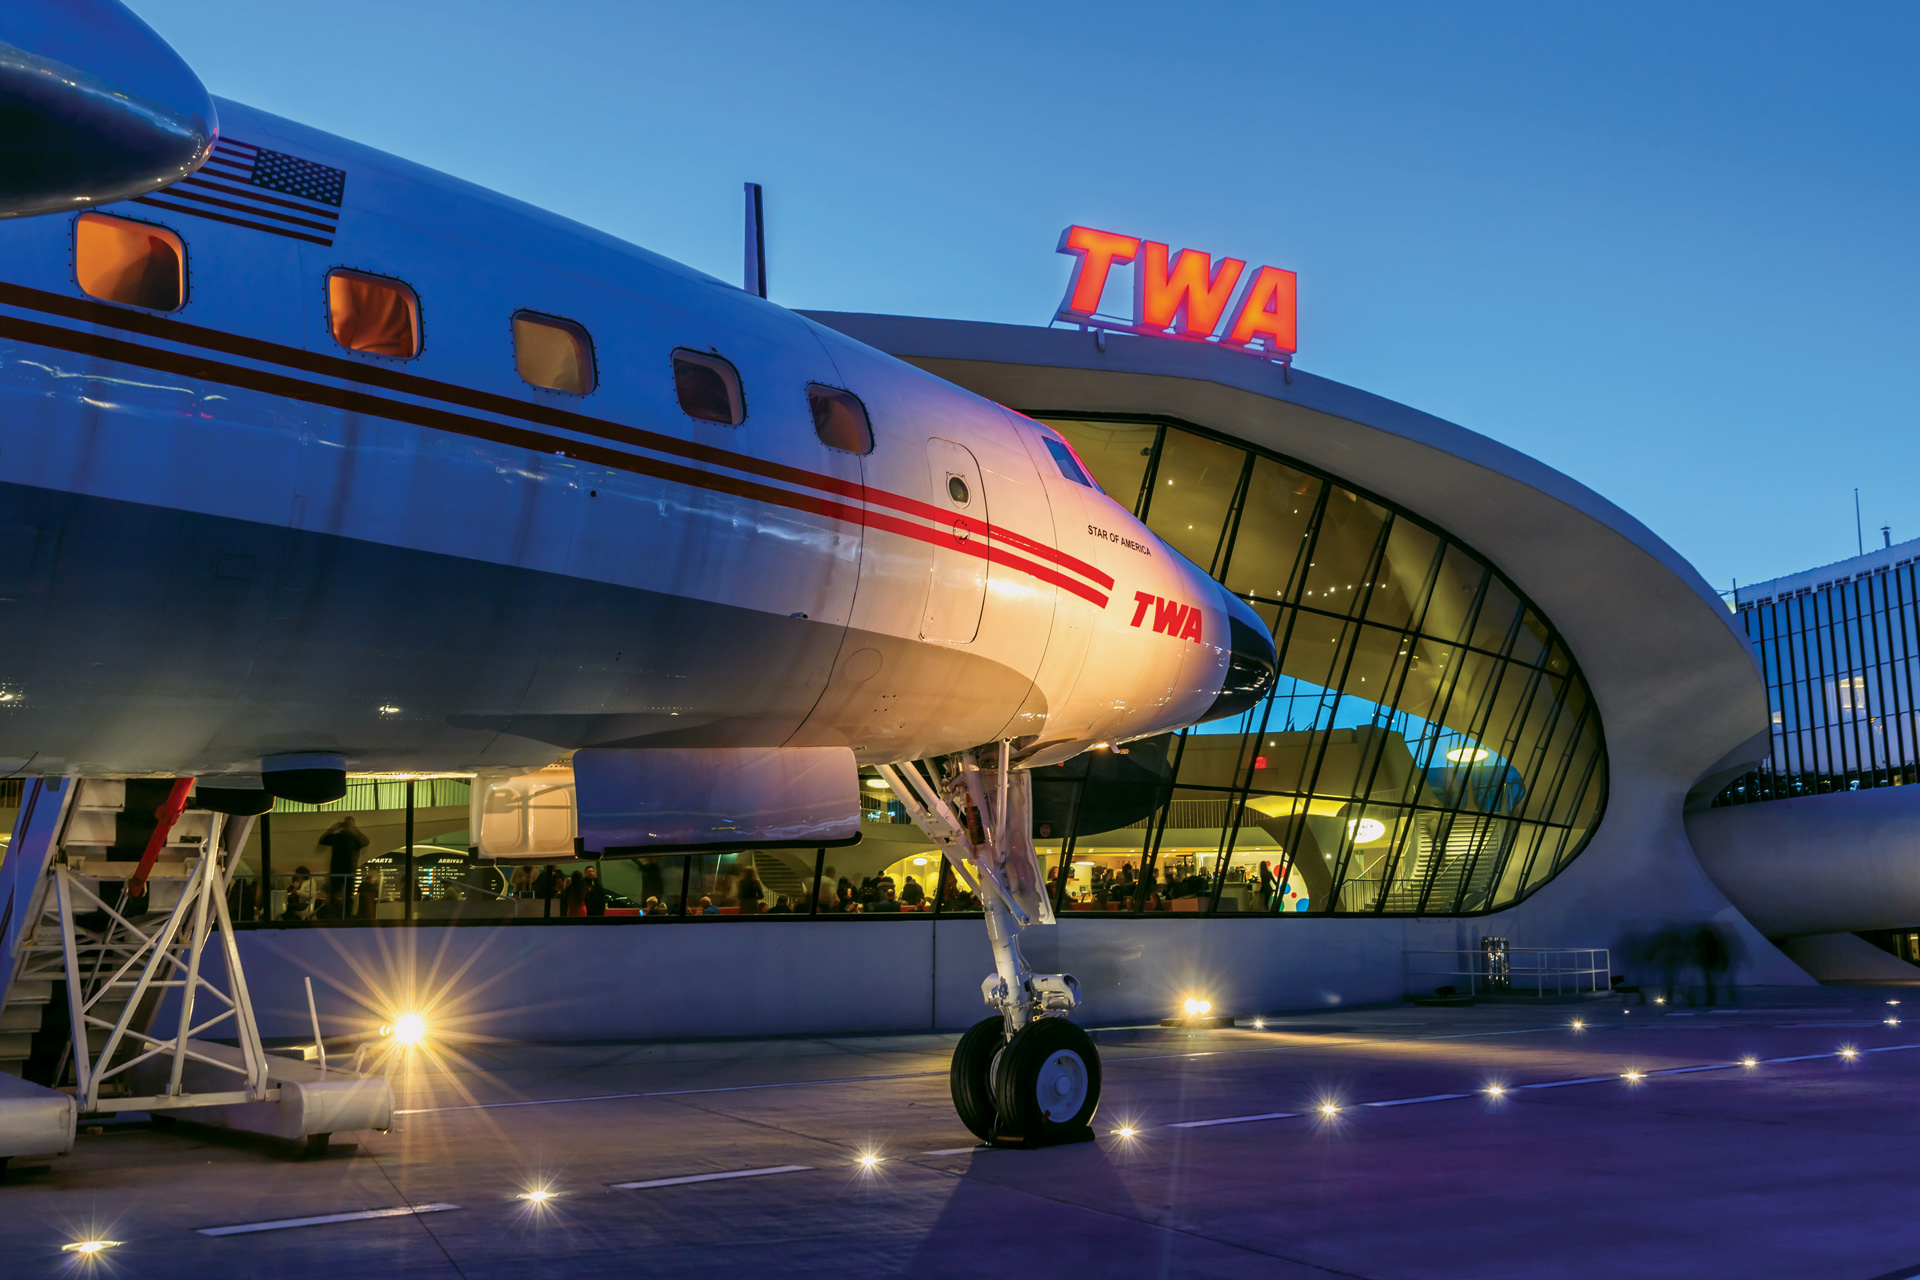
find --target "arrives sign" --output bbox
[1054,225,1296,362]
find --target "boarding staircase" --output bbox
[0,778,393,1166]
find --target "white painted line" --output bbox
[1167,1111,1300,1129]
[396,1071,944,1115]
[1764,1053,1836,1063]
[197,1203,460,1237]
[610,1164,812,1191]
[1520,1076,1614,1089]
[1864,1043,1920,1053]
[1648,1064,1734,1075]
[1418,1024,1610,1040]
[921,1147,982,1155]
[1364,1093,1472,1107]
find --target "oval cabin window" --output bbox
[672,349,744,425]
[807,384,873,455]
[75,213,184,311]
[514,313,595,394]
[328,269,420,357]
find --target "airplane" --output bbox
[0,0,1277,1145]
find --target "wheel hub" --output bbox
[1035,1049,1088,1121]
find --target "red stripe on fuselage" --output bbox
[0,281,1114,594]
[0,312,1111,610]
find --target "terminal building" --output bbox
[21,304,1901,1053]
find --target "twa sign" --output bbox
[1055,225,1296,361]
[1130,591,1204,643]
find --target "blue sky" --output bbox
[132,1,1919,594]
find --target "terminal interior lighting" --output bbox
[1445,746,1490,763]
[865,778,890,788]
[1183,997,1212,1017]
[1346,818,1386,844]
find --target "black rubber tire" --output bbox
[951,1016,1005,1142]
[993,1017,1101,1142]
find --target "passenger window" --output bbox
[672,349,744,425]
[328,269,419,357]
[1042,434,1096,489]
[75,213,184,311]
[807,384,873,454]
[514,313,595,394]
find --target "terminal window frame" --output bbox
[74,212,186,312]
[672,349,745,425]
[513,311,597,395]
[807,383,874,455]
[327,268,421,359]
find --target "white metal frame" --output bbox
[13,811,275,1113]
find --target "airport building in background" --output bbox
[8,303,1918,1053]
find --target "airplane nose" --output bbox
[0,0,217,218]
[1203,587,1277,722]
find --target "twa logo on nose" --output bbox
[1130,591,1204,643]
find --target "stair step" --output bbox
[0,1004,46,1032]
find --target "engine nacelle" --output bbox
[1,0,216,218]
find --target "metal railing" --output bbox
[1406,944,1612,998]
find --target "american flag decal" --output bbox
[134,137,345,247]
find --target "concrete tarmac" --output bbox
[3,986,1917,1279]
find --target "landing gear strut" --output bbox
[878,742,1100,1147]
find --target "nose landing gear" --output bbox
[878,743,1101,1149]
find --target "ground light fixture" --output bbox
[388,1013,427,1046]
[1484,1084,1507,1098]
[1570,1019,1586,1030]
[1741,1057,1759,1068]
[1251,1019,1266,1029]
[1113,1125,1139,1140]
[1317,1101,1341,1118]
[1887,1017,1902,1027]
[1621,1070,1645,1082]
[63,1240,120,1255]
[518,1188,557,1204]
[858,1152,882,1170]
[1839,1046,1859,1060]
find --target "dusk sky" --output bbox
[133,1,1920,596]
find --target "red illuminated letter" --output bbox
[1130,591,1155,627]
[1152,597,1189,636]
[1224,266,1298,353]
[1134,242,1245,337]
[1180,608,1204,643]
[1057,225,1141,318]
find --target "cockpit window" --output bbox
[514,313,595,394]
[672,349,745,425]
[75,213,184,312]
[807,384,873,454]
[328,270,419,357]
[1043,434,1099,490]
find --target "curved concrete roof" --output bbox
[803,313,1767,790]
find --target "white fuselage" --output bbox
[0,99,1254,780]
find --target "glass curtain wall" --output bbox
[1716,564,1920,804]
[1042,415,1607,916]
